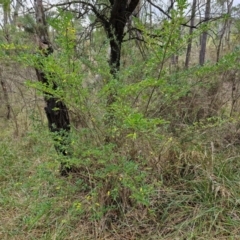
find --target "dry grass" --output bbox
[1,116,240,239]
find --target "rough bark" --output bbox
[34,0,72,176]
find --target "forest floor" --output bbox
[1,111,240,240]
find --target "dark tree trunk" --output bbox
[34,0,72,176]
[36,68,71,175]
[106,0,140,77]
[103,0,140,142]
[107,1,128,77]
[107,39,121,107]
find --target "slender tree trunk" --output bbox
[170,26,181,72]
[199,0,211,65]
[216,21,227,62]
[34,0,72,176]
[0,68,11,119]
[3,10,8,26]
[216,0,233,62]
[185,0,197,69]
[2,0,11,25]
[13,0,22,25]
[226,0,233,50]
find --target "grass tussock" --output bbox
[1,112,240,239]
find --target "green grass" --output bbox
[1,120,240,240]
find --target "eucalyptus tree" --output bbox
[34,0,72,175]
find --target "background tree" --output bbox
[216,0,234,62]
[199,0,211,65]
[13,0,23,26]
[185,0,197,68]
[0,0,11,25]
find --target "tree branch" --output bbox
[146,0,171,19]
[123,36,146,43]
[50,1,109,28]
[127,0,140,14]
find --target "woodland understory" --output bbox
[1,0,240,239]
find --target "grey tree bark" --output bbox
[185,0,197,69]
[13,0,23,25]
[199,0,211,65]
[216,0,233,62]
